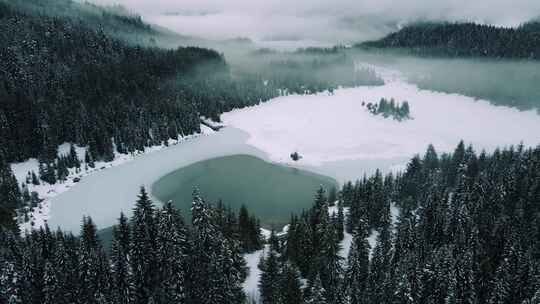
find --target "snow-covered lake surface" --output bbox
[222,70,540,171]
[11,64,540,235]
[43,128,267,233]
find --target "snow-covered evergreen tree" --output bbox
[280,262,303,304]
[259,249,282,304]
[111,213,132,304]
[345,224,370,304]
[304,275,327,304]
[130,187,158,304]
[155,202,189,303]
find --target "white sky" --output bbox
[90,0,540,43]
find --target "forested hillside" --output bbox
[2,0,192,47]
[263,142,540,304]
[0,1,225,163]
[360,21,540,59]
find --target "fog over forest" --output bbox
[89,0,540,43]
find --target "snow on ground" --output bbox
[199,124,216,134]
[221,71,540,167]
[260,225,289,240]
[11,126,216,233]
[243,245,267,303]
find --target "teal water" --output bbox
[152,154,338,228]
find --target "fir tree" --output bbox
[345,224,370,304]
[130,187,158,304]
[188,188,245,303]
[304,275,327,304]
[259,249,282,304]
[335,202,345,241]
[31,171,40,185]
[155,202,189,303]
[85,150,95,169]
[42,261,60,304]
[78,217,107,304]
[110,213,131,304]
[0,156,22,233]
[280,262,303,304]
[318,215,344,303]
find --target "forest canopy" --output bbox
[359,21,540,59]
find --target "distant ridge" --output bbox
[358,21,540,60]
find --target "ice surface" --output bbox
[222,81,540,167]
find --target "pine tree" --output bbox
[293,216,314,276]
[85,150,95,169]
[239,204,257,252]
[78,216,105,304]
[0,157,21,233]
[523,289,540,304]
[259,249,282,304]
[155,202,189,303]
[56,156,69,182]
[268,229,281,253]
[345,224,370,304]
[490,236,536,304]
[31,171,40,185]
[446,248,477,304]
[310,186,327,230]
[318,215,344,303]
[0,233,23,304]
[68,144,80,169]
[130,187,158,304]
[304,275,327,304]
[188,188,245,303]
[42,261,59,304]
[280,262,303,304]
[110,213,131,304]
[335,202,345,241]
[52,230,74,304]
[369,209,393,304]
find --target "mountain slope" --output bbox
[359,21,540,59]
[3,0,199,47]
[0,1,268,163]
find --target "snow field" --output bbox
[222,72,540,167]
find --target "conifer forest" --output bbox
[1,0,540,303]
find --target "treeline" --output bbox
[360,21,540,59]
[249,56,384,95]
[3,0,164,46]
[257,141,540,303]
[364,98,411,121]
[0,187,264,303]
[0,153,21,232]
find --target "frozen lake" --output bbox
[45,64,540,234]
[153,154,337,228]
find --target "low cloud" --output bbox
[91,0,540,43]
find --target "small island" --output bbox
[364,98,411,121]
[290,151,302,161]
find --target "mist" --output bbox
[89,0,540,44]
